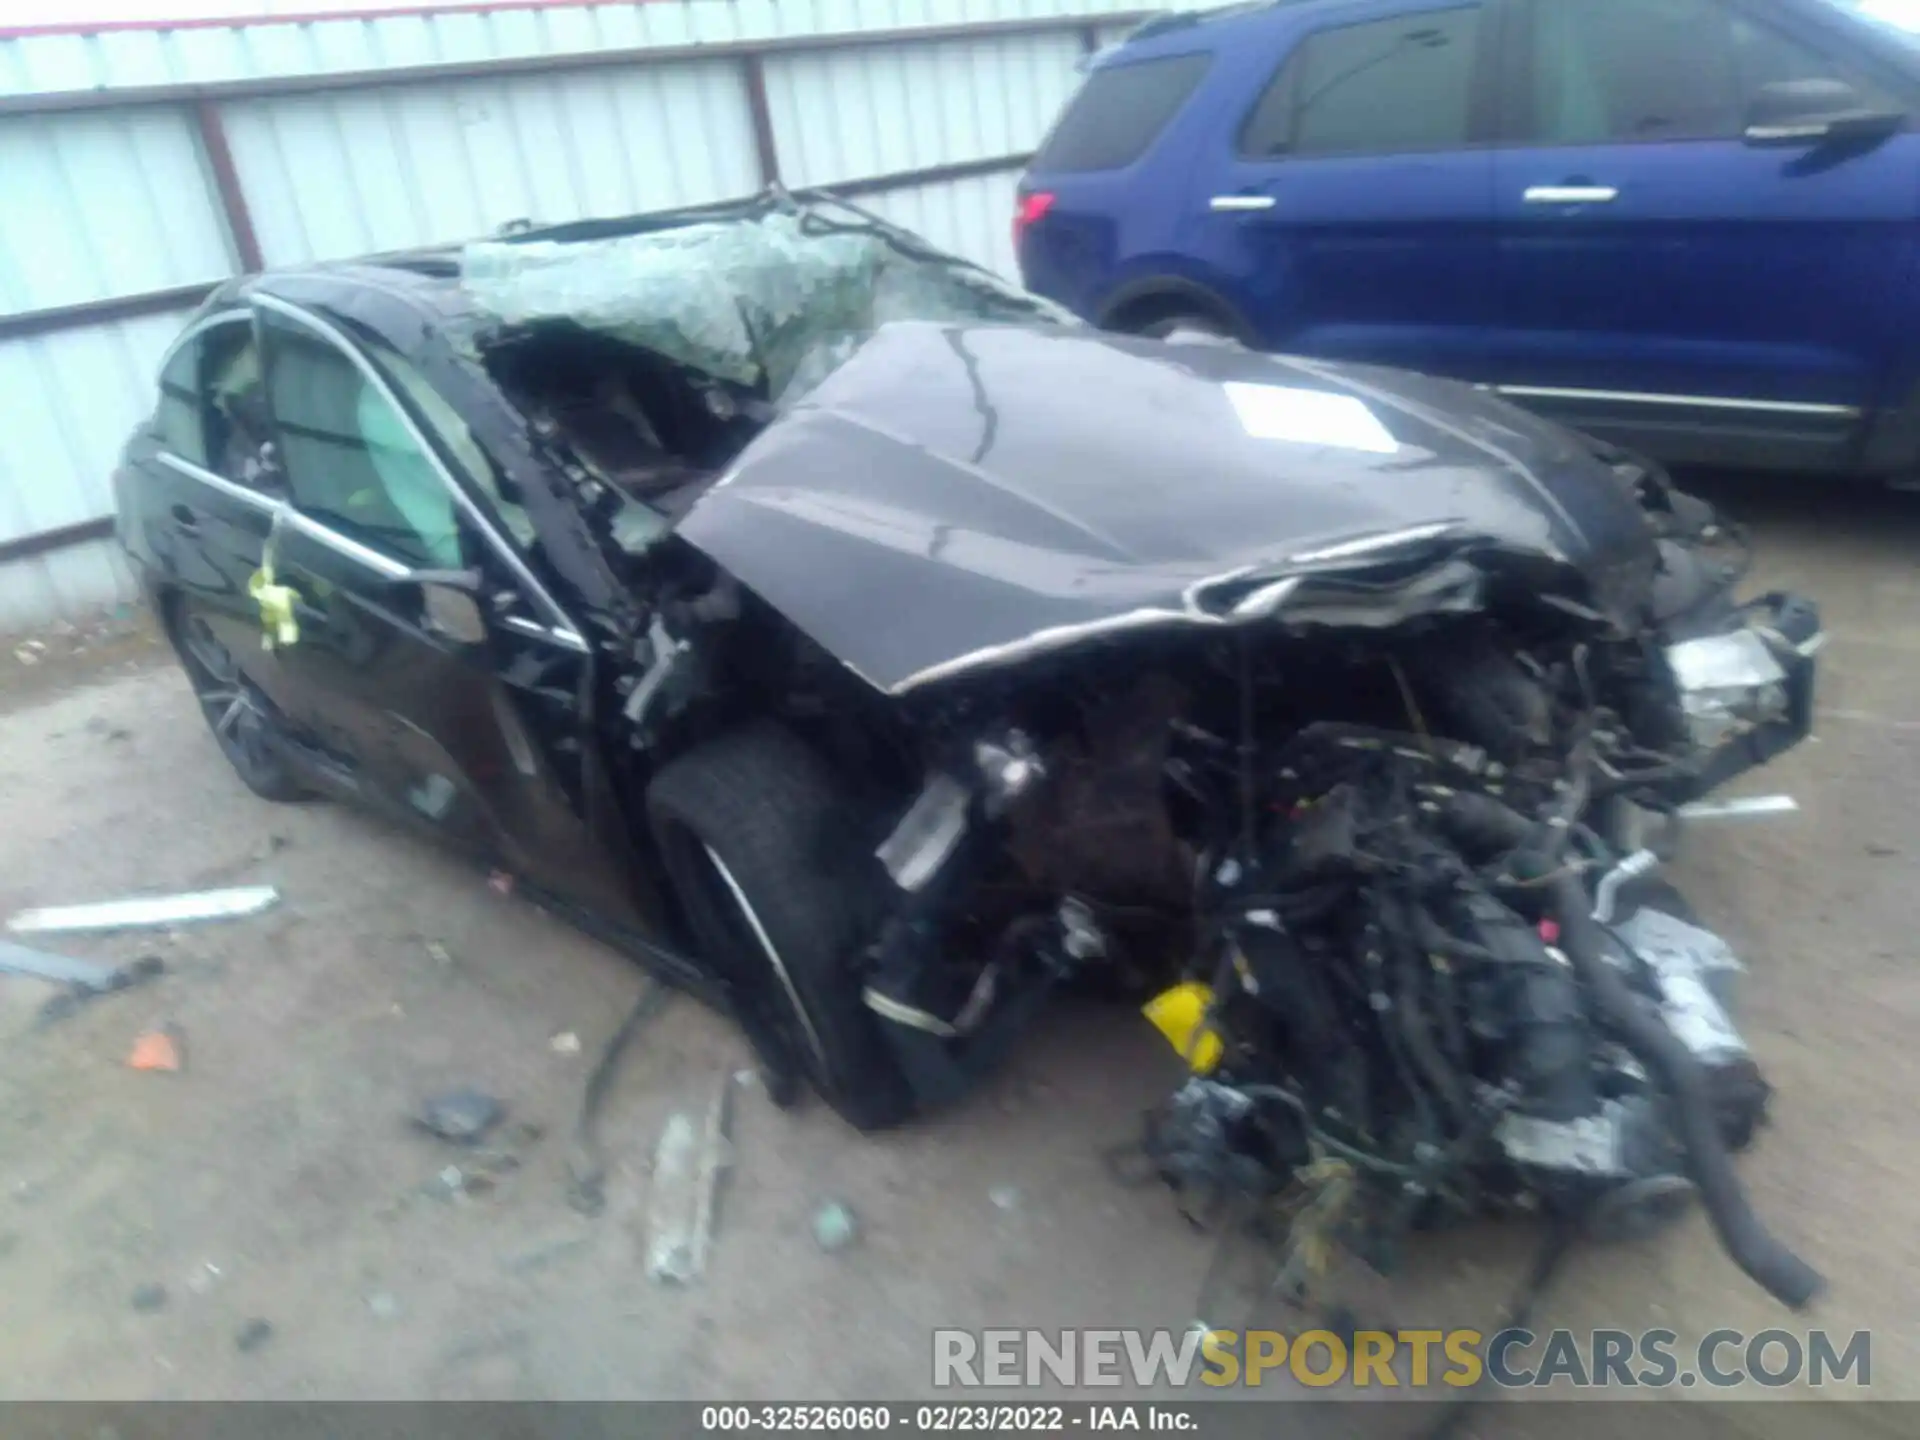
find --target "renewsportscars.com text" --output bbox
[932,1328,1871,1390]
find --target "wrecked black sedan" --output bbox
[116,195,1823,1311]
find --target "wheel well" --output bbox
[1100,283,1251,342]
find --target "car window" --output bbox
[1242,6,1482,159]
[260,310,463,572]
[155,316,270,485]
[1527,0,1740,143]
[1524,0,1893,145]
[1032,52,1213,172]
[363,338,539,552]
[1729,8,1900,107]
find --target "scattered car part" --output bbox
[0,940,162,993]
[126,1025,185,1073]
[414,1089,504,1146]
[566,977,672,1217]
[8,885,280,935]
[643,1072,734,1285]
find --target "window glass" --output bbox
[1730,10,1899,107]
[1527,0,1741,143]
[366,339,539,551]
[154,337,209,468]
[262,312,463,571]
[1272,6,1481,157]
[1033,52,1212,172]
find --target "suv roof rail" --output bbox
[1122,2,1288,46]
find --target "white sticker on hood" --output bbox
[1223,382,1399,454]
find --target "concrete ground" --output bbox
[1,475,1916,1429]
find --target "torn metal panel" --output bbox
[7,885,280,934]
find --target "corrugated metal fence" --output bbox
[0,0,1157,636]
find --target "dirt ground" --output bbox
[1,475,1917,1427]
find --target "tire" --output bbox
[168,602,312,803]
[1138,312,1236,343]
[647,721,915,1130]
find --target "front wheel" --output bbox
[647,722,914,1131]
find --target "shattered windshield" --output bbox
[460,198,1073,406]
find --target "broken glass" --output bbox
[460,201,1072,405]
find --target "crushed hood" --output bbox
[676,323,1658,694]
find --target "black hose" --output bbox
[1547,874,1823,1309]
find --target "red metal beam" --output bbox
[0,14,1153,116]
[741,53,781,189]
[195,99,266,273]
[811,152,1031,202]
[0,516,117,568]
[0,283,218,343]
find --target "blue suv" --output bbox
[1016,0,1920,476]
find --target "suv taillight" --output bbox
[1013,191,1056,249]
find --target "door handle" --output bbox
[169,503,201,534]
[1523,185,1618,204]
[1210,194,1277,212]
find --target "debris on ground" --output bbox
[2,942,164,1025]
[366,1291,399,1319]
[126,1025,185,1073]
[129,1282,168,1313]
[13,639,45,666]
[487,871,515,896]
[424,940,453,966]
[186,1261,221,1294]
[235,1318,274,1353]
[989,1185,1021,1213]
[8,885,279,935]
[414,1089,504,1145]
[550,1030,581,1055]
[643,1070,735,1285]
[811,1201,859,1253]
[566,979,671,1216]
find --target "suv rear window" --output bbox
[1032,52,1213,172]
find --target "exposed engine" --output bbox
[847,463,1823,1314]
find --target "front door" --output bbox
[252,295,643,925]
[1200,0,1500,377]
[1488,0,1920,459]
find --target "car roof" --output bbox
[1109,0,1352,58]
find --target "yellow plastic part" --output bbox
[1143,981,1223,1074]
[248,563,301,650]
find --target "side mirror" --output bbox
[1743,78,1904,146]
[414,568,488,645]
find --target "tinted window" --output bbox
[1243,7,1482,158]
[262,312,463,571]
[1525,0,1893,144]
[154,316,275,486]
[154,338,209,467]
[1529,0,1742,142]
[365,337,538,551]
[1033,52,1212,172]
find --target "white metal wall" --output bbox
[0,0,1163,635]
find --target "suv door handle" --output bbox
[1210,194,1277,212]
[1524,185,1618,204]
[169,503,201,535]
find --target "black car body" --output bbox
[116,195,1826,1311]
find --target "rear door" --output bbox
[1198,0,1503,375]
[251,294,643,924]
[1487,0,1920,461]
